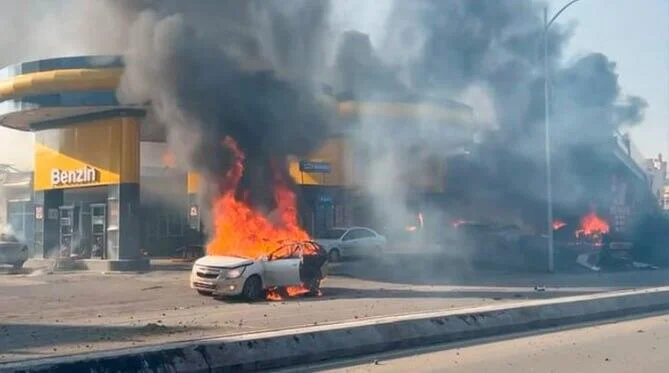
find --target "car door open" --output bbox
[263,243,302,287]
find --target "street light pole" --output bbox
[543,0,583,273]
[543,7,554,273]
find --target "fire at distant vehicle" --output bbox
[190,240,328,300]
[553,207,655,271]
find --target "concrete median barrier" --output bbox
[3,287,669,373]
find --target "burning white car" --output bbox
[315,226,387,262]
[0,232,29,269]
[190,240,328,300]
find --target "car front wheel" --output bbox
[329,248,341,263]
[241,275,264,301]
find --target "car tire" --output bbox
[329,248,341,263]
[196,290,213,296]
[241,275,264,301]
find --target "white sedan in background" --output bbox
[0,232,29,269]
[190,240,328,300]
[315,226,387,262]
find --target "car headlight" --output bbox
[225,266,246,279]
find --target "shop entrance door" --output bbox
[314,196,335,237]
[90,203,107,259]
[59,206,79,258]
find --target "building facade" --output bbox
[645,154,667,209]
[0,55,481,266]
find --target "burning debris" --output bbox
[554,208,611,248]
[575,211,610,242]
[266,285,322,301]
[552,220,567,231]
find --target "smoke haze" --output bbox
[0,0,138,171]
[0,1,649,255]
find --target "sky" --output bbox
[549,0,669,159]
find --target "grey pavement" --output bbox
[0,259,667,363]
[291,312,669,373]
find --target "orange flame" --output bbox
[575,211,609,238]
[266,291,283,301]
[553,220,567,230]
[207,137,310,260]
[266,285,315,301]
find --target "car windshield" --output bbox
[318,229,347,239]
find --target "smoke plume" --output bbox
[115,1,334,229]
[0,0,649,256]
[326,0,648,240]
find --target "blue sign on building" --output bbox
[299,161,331,173]
[318,195,333,204]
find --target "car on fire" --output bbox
[315,226,387,262]
[0,232,29,269]
[190,240,328,300]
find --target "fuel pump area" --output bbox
[0,56,152,271]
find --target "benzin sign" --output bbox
[51,167,100,187]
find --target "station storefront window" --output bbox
[146,210,185,238]
[143,207,188,256]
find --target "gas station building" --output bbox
[0,55,479,269]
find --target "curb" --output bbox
[3,287,669,373]
[24,258,150,272]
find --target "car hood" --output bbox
[194,255,254,268]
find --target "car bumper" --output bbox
[190,275,246,296]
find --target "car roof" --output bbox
[330,226,377,232]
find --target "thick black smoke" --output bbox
[116,1,334,227]
[336,0,647,141]
[108,0,648,236]
[329,0,648,232]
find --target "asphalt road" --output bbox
[290,313,669,373]
[0,260,666,363]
